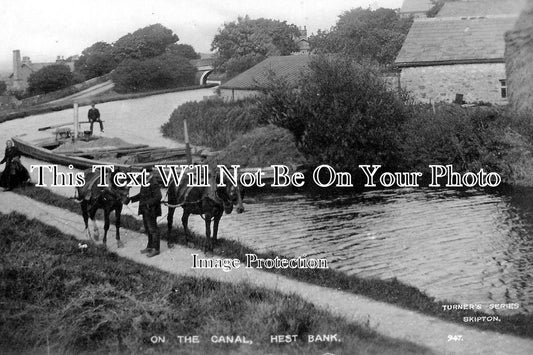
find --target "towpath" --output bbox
[1,192,532,355]
[46,80,115,105]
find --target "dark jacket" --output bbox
[129,177,162,216]
[0,146,29,188]
[88,108,100,121]
[1,147,20,165]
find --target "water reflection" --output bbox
[187,187,533,314]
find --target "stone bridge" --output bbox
[191,58,215,85]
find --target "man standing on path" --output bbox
[129,172,162,257]
[88,103,104,133]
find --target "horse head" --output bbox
[215,178,244,214]
[229,183,245,214]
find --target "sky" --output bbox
[0,0,403,74]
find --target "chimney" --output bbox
[301,26,307,39]
[13,50,21,81]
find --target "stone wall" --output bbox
[399,63,508,104]
[505,0,533,115]
[219,88,258,101]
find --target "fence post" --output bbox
[183,117,192,164]
[73,102,79,141]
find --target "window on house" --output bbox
[500,79,507,98]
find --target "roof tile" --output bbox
[220,55,312,90]
[395,16,517,65]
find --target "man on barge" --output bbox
[88,103,104,133]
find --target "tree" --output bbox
[111,53,196,93]
[166,43,200,60]
[309,8,413,65]
[75,41,117,79]
[27,64,74,95]
[0,81,6,95]
[113,24,179,62]
[211,16,300,76]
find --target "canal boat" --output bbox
[11,130,208,171]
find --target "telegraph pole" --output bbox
[73,102,79,141]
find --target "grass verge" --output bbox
[12,185,533,339]
[0,211,430,355]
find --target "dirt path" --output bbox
[46,80,115,105]
[1,191,532,355]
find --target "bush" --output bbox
[111,53,196,93]
[208,124,307,167]
[257,55,410,171]
[401,103,510,174]
[27,64,74,95]
[161,98,261,149]
[166,43,200,60]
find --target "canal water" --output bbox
[206,187,533,315]
[1,88,532,315]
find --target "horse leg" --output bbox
[81,201,90,239]
[115,205,124,248]
[181,210,190,244]
[213,212,222,246]
[204,213,213,252]
[89,208,99,241]
[167,206,175,246]
[102,208,110,245]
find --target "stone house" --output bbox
[395,0,528,104]
[219,55,311,101]
[395,15,518,104]
[8,50,75,91]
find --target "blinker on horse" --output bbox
[76,169,131,247]
[166,170,244,252]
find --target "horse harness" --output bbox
[162,186,232,220]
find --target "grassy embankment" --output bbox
[161,94,533,187]
[161,98,306,169]
[0,212,430,355]
[12,186,533,339]
[0,84,217,125]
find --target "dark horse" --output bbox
[166,172,244,251]
[76,169,130,247]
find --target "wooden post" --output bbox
[73,102,79,141]
[183,117,192,164]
